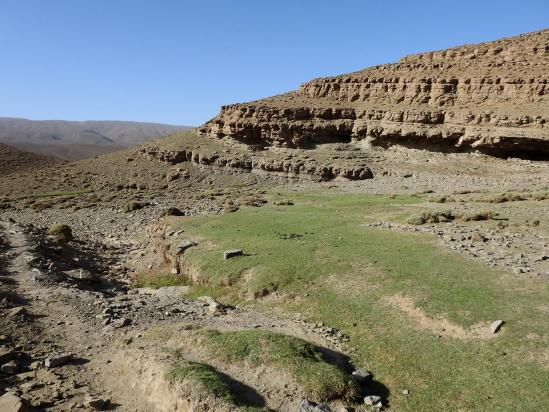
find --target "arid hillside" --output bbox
[0,117,191,160]
[0,143,66,176]
[200,30,548,158]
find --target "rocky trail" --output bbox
[0,220,363,411]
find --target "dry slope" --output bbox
[200,30,549,158]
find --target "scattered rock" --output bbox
[112,317,131,328]
[63,268,93,281]
[490,320,504,334]
[7,306,26,317]
[1,360,19,374]
[84,395,110,410]
[45,353,73,368]
[0,348,16,364]
[352,368,372,383]
[0,392,30,412]
[299,399,332,412]
[364,395,382,406]
[29,361,42,370]
[223,249,243,259]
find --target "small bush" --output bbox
[123,201,145,213]
[407,211,455,225]
[532,192,549,201]
[459,211,498,222]
[48,224,73,242]
[482,193,527,203]
[161,207,184,217]
[239,196,268,207]
[275,199,295,206]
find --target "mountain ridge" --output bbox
[0,117,192,160]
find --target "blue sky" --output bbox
[1,1,547,126]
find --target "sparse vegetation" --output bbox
[123,201,146,213]
[407,210,500,225]
[407,210,455,225]
[47,223,73,242]
[160,207,184,217]
[459,210,499,222]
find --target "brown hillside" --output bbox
[200,30,549,158]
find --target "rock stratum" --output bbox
[200,30,549,158]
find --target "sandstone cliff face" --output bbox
[200,30,549,158]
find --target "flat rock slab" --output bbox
[223,249,243,259]
[490,319,504,334]
[156,286,190,298]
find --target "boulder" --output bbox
[299,399,332,412]
[364,395,382,406]
[0,393,30,412]
[45,353,73,368]
[1,360,18,374]
[352,368,372,383]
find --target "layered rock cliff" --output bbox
[200,30,549,158]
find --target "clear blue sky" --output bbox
[1,1,547,126]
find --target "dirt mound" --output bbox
[200,30,549,158]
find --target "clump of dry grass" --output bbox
[407,211,455,225]
[407,210,499,225]
[48,224,73,243]
[459,211,498,222]
[482,193,527,203]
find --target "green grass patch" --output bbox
[168,357,240,405]
[199,329,359,401]
[174,192,549,411]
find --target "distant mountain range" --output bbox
[0,117,192,160]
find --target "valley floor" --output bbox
[1,144,548,411]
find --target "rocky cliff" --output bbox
[200,30,549,158]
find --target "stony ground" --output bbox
[1,141,548,411]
